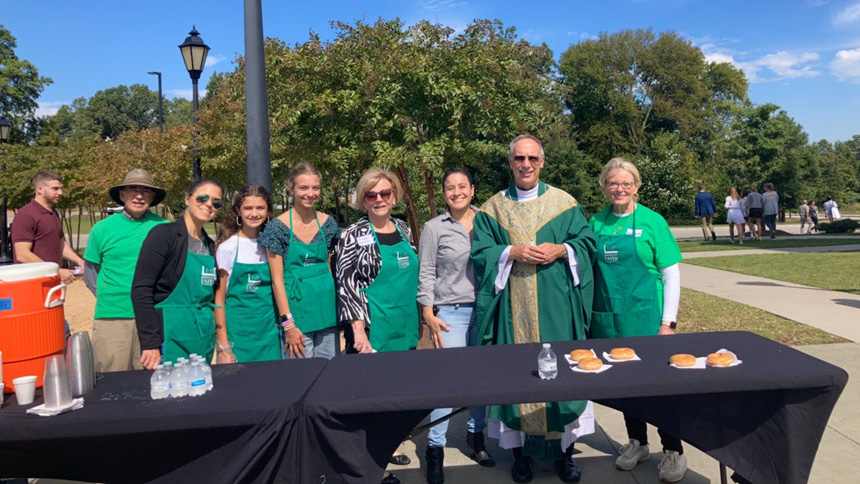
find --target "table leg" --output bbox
[720,463,727,484]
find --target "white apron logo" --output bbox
[246,274,261,293]
[397,252,410,269]
[201,267,217,286]
[303,255,322,267]
[603,245,619,264]
[625,228,644,237]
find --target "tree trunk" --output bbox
[76,206,83,253]
[422,163,438,218]
[395,164,421,244]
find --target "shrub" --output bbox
[818,218,859,234]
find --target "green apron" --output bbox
[155,250,217,363]
[361,222,419,352]
[591,207,661,338]
[225,236,281,362]
[284,209,337,333]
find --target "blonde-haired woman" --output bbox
[725,187,745,245]
[335,167,418,484]
[589,158,687,483]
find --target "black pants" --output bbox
[624,414,683,454]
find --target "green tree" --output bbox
[0,25,53,142]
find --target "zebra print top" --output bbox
[335,216,415,326]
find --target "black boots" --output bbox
[511,447,533,483]
[425,446,444,484]
[466,431,496,467]
[555,443,581,483]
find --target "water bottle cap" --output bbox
[155,364,163,370]
[542,343,551,348]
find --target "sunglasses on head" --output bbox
[364,189,393,202]
[195,193,223,209]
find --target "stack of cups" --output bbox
[67,332,95,396]
[43,354,73,409]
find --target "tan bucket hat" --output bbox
[109,169,167,206]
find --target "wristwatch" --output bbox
[662,321,677,329]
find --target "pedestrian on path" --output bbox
[809,201,820,233]
[799,200,810,234]
[746,186,763,240]
[694,184,717,241]
[725,187,745,244]
[763,183,779,238]
[824,196,840,222]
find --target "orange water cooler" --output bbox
[0,262,67,393]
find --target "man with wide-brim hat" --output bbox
[84,169,169,372]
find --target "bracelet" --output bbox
[218,343,234,352]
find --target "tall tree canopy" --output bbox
[0,25,53,142]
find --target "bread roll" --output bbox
[670,354,696,367]
[578,357,603,371]
[610,347,635,360]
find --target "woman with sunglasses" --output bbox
[335,167,419,484]
[418,167,494,484]
[213,185,281,363]
[132,179,224,370]
[259,163,341,359]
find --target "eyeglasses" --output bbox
[606,181,635,190]
[195,193,223,209]
[123,186,154,195]
[513,155,541,165]
[364,189,393,202]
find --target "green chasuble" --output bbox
[471,181,596,437]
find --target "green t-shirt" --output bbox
[589,204,682,313]
[84,211,169,318]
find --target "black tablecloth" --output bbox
[0,332,848,484]
[0,358,327,484]
[300,331,847,484]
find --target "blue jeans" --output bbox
[427,303,487,448]
[285,326,338,360]
[764,214,777,233]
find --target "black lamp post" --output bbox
[178,26,210,182]
[148,71,164,133]
[0,117,12,265]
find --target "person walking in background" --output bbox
[746,185,763,241]
[214,185,280,363]
[259,164,341,360]
[335,167,419,484]
[823,196,840,222]
[799,200,810,234]
[418,167,494,484]
[762,183,779,239]
[83,169,168,372]
[724,187,745,245]
[589,158,686,483]
[694,184,717,241]
[471,135,596,484]
[132,179,223,369]
[741,190,753,239]
[809,201,820,234]
[12,170,85,285]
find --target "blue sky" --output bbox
[5,0,860,142]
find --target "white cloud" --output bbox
[834,2,860,25]
[567,31,597,40]
[205,54,226,68]
[166,89,207,100]
[423,0,468,11]
[831,48,860,81]
[755,51,821,79]
[35,101,68,118]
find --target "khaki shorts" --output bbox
[92,318,144,372]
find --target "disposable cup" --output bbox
[12,375,37,405]
[44,354,73,409]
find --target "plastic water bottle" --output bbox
[538,343,558,380]
[188,362,206,396]
[169,363,189,397]
[150,364,170,400]
[196,357,213,392]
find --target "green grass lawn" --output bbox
[677,237,860,252]
[684,252,860,295]
[677,288,847,345]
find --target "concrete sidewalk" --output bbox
[682,243,860,259]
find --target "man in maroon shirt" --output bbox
[12,170,85,285]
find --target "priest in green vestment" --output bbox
[471,135,597,483]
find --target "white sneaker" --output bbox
[615,439,649,470]
[658,451,687,483]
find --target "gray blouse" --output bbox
[417,208,477,307]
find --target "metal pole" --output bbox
[244,0,273,192]
[191,78,201,182]
[0,153,11,265]
[157,73,164,133]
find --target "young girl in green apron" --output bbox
[134,179,224,370]
[589,158,687,483]
[259,163,341,360]
[335,168,420,484]
[214,185,281,363]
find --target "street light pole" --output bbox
[148,71,164,132]
[0,117,12,265]
[179,26,210,182]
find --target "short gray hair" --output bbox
[508,135,545,160]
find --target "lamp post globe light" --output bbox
[0,117,12,264]
[179,26,210,182]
